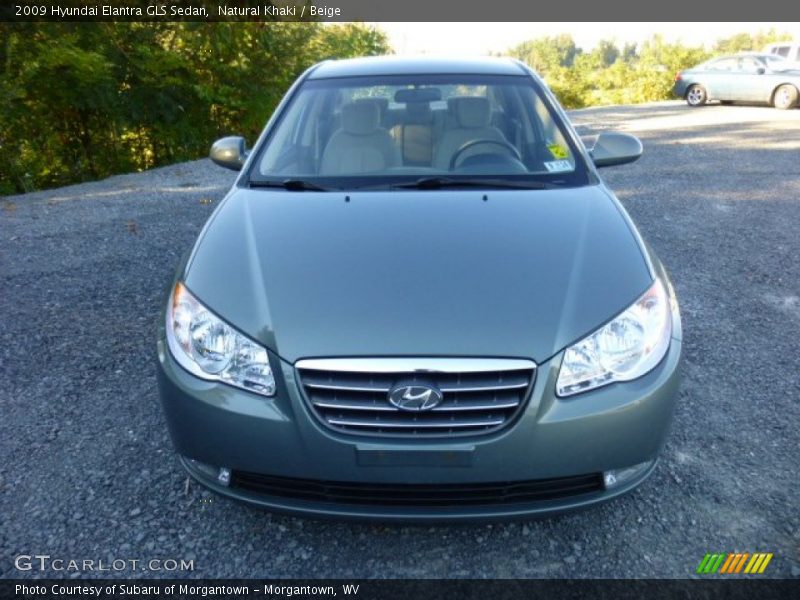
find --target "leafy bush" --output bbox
[0,22,390,195]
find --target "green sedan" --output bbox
[156,56,682,521]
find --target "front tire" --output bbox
[773,85,798,110]
[686,85,707,107]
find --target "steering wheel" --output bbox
[449,139,522,170]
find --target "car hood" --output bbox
[184,185,651,364]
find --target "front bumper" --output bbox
[156,333,682,522]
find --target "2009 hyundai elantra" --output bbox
[156,56,682,521]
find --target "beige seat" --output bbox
[433,97,509,170]
[320,101,399,175]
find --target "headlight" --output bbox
[556,278,672,397]
[166,282,276,396]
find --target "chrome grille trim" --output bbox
[303,381,530,393]
[296,357,535,373]
[327,417,507,429]
[311,399,522,412]
[296,357,537,438]
[312,401,397,412]
[304,382,392,393]
[440,382,529,392]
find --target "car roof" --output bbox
[307,56,530,79]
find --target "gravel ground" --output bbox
[1,101,799,579]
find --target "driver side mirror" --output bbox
[756,67,766,75]
[586,132,643,168]
[210,136,249,171]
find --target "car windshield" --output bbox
[249,74,588,189]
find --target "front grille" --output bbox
[295,358,536,438]
[232,471,604,506]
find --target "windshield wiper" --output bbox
[249,179,331,191]
[392,177,553,190]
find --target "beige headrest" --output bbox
[341,101,380,135]
[455,96,491,129]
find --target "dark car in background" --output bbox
[156,56,682,521]
[674,52,800,109]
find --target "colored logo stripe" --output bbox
[720,553,749,573]
[744,553,773,574]
[697,553,725,573]
[697,553,773,574]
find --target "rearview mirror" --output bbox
[210,136,249,171]
[587,132,643,168]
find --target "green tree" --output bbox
[311,23,391,60]
[593,40,620,67]
[621,42,638,64]
[0,22,391,195]
[714,29,792,54]
[508,34,581,74]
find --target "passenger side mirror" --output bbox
[210,136,249,171]
[756,67,766,75]
[586,132,643,168]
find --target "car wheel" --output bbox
[773,85,799,110]
[686,85,707,107]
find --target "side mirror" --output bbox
[587,132,643,168]
[210,136,249,171]
[756,67,766,75]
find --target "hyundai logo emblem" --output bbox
[388,383,444,411]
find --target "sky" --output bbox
[376,22,800,55]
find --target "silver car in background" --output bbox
[674,53,800,109]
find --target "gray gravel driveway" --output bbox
[1,101,798,578]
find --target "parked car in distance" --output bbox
[157,56,683,521]
[674,52,800,109]
[764,41,800,64]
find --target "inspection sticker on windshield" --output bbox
[544,160,572,173]
[548,144,569,159]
